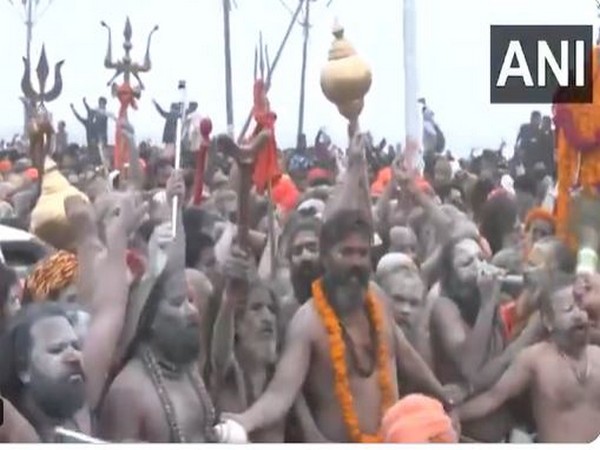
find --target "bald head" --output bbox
[376,252,419,282]
[376,252,424,329]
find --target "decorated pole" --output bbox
[100,17,158,172]
[403,0,422,170]
[21,44,64,188]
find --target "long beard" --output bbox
[29,370,85,421]
[322,267,370,316]
[291,264,322,304]
[151,324,200,367]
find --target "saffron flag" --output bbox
[250,79,280,194]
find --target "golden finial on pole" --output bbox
[320,21,372,136]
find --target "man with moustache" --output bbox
[225,209,453,442]
[458,275,600,443]
[211,257,283,442]
[431,237,543,442]
[285,215,322,306]
[0,192,142,442]
[100,172,218,443]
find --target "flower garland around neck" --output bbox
[311,278,395,443]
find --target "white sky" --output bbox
[0,0,597,154]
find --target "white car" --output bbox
[0,224,52,279]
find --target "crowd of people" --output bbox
[0,86,598,445]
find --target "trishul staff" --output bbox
[21,45,64,190]
[215,39,275,253]
[101,17,158,172]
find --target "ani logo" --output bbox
[490,25,593,104]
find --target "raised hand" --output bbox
[147,222,173,278]
[222,244,256,284]
[64,195,96,240]
[165,169,185,208]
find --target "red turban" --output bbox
[382,394,458,443]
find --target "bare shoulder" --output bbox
[104,359,149,409]
[512,342,547,369]
[289,299,321,335]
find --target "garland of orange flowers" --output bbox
[554,46,600,248]
[312,278,395,443]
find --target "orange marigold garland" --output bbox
[554,46,600,248]
[312,278,395,443]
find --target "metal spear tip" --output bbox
[178,80,186,90]
[100,20,108,27]
[124,17,132,40]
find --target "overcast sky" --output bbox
[0,0,596,154]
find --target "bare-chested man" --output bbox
[0,193,140,442]
[431,237,520,441]
[458,275,600,443]
[226,209,453,442]
[286,215,322,307]
[211,261,283,442]
[100,174,218,443]
[376,253,432,368]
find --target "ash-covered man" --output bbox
[225,209,456,443]
[0,192,146,442]
[99,171,219,442]
[211,249,283,442]
[376,253,432,368]
[458,274,600,443]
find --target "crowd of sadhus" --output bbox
[0,107,599,444]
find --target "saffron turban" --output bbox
[382,394,458,443]
[25,250,78,302]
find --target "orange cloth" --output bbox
[524,207,555,231]
[499,301,518,340]
[554,46,600,247]
[0,160,12,173]
[370,167,392,197]
[382,394,458,443]
[271,174,299,213]
[25,250,78,301]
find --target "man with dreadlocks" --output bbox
[99,171,219,443]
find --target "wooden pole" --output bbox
[296,0,310,149]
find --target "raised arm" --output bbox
[458,346,535,422]
[152,100,168,119]
[233,304,313,434]
[83,97,91,114]
[83,193,148,410]
[70,104,86,125]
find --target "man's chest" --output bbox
[143,376,212,442]
[533,354,600,410]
